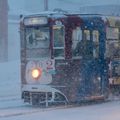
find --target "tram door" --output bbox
[72,27,102,98]
[82,29,101,97]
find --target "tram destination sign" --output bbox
[24,16,48,25]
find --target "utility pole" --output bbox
[0,0,8,62]
[44,0,48,11]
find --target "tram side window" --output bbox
[112,65,120,76]
[53,25,65,58]
[83,30,93,58]
[72,27,82,58]
[93,30,99,58]
[72,30,99,59]
[72,29,93,58]
[84,30,90,41]
[106,27,120,58]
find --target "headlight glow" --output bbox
[32,68,42,79]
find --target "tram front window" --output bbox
[25,27,50,58]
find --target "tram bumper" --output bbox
[21,85,68,106]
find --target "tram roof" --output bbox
[69,14,120,27]
[21,11,120,18]
[21,11,120,27]
[21,11,67,19]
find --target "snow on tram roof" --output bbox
[21,10,105,19]
[21,11,120,26]
[22,11,67,19]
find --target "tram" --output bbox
[20,12,109,106]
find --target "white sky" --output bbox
[8,0,120,13]
[61,0,120,5]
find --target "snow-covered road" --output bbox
[0,100,120,120]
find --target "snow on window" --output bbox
[26,27,49,49]
[25,27,50,58]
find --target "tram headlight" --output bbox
[32,68,42,79]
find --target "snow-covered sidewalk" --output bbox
[0,60,20,97]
